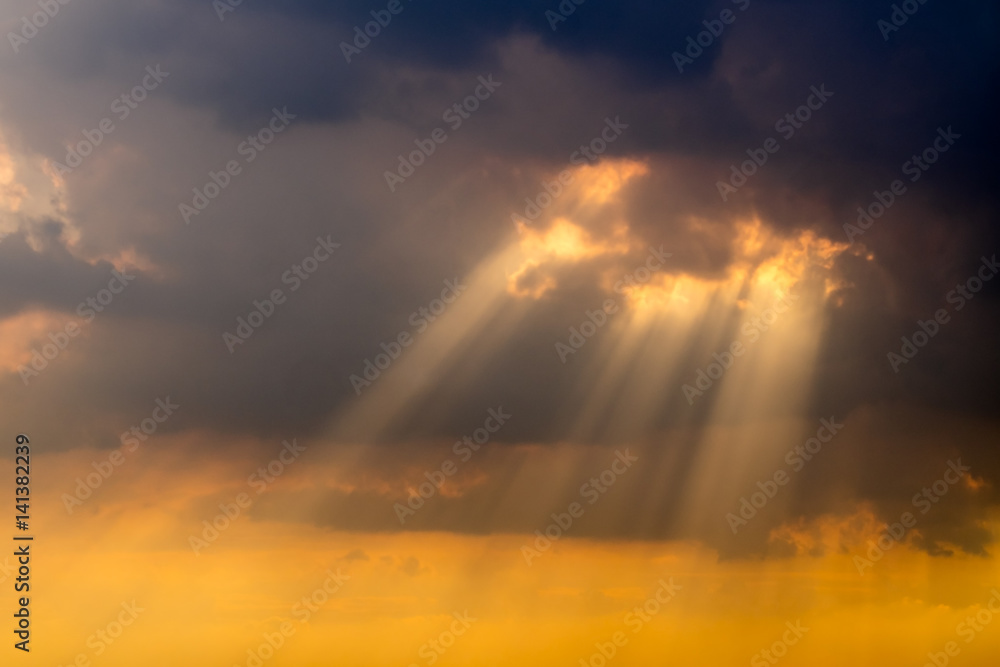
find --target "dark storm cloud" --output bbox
[0,224,113,316]
[0,0,997,553]
[6,0,998,211]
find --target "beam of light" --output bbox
[329,244,534,444]
[676,226,856,540]
[516,215,863,542]
[319,158,653,526]
[328,158,653,446]
[332,160,648,442]
[319,155,869,555]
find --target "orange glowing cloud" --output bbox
[504,152,859,315]
[571,158,650,205]
[0,136,28,213]
[0,309,83,372]
[507,218,632,297]
[0,128,71,237]
[619,218,856,323]
[506,159,648,298]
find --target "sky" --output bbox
[0,0,999,665]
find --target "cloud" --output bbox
[0,0,996,562]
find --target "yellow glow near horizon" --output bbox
[10,442,999,666]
